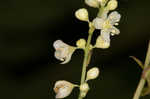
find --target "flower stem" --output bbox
[78,6,105,99]
[133,40,150,99]
[78,26,94,99]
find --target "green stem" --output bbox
[81,28,94,84]
[78,27,94,99]
[133,40,150,99]
[78,5,105,99]
[97,6,105,17]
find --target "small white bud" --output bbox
[75,8,89,22]
[86,67,100,81]
[85,0,99,8]
[80,83,90,92]
[107,0,118,10]
[76,39,86,48]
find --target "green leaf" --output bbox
[130,56,144,69]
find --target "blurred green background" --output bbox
[0,0,150,99]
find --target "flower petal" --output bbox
[93,17,104,29]
[101,30,111,42]
[95,30,110,49]
[53,40,76,64]
[54,80,74,99]
[108,11,121,25]
[56,87,70,98]
[53,40,68,49]
[110,26,120,35]
[61,46,76,64]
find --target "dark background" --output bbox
[0,0,150,99]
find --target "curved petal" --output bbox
[110,26,120,35]
[60,47,76,64]
[108,11,121,25]
[56,87,71,98]
[53,40,68,49]
[53,40,76,64]
[95,30,110,49]
[54,80,74,99]
[93,17,104,29]
[101,30,111,43]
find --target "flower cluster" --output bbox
[53,0,121,98]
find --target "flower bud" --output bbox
[85,0,99,8]
[80,92,87,98]
[80,83,90,92]
[76,39,86,48]
[53,80,75,98]
[86,67,100,81]
[75,8,89,22]
[107,0,118,10]
[97,0,106,6]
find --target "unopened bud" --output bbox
[86,67,100,81]
[80,92,88,98]
[85,0,99,8]
[76,39,86,48]
[75,8,89,22]
[97,0,106,6]
[80,83,90,92]
[107,0,118,10]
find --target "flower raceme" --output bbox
[53,0,121,98]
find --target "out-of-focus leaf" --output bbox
[130,56,144,69]
[145,67,150,86]
[141,87,150,96]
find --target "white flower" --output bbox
[93,11,121,36]
[53,80,75,99]
[93,11,121,48]
[53,40,76,64]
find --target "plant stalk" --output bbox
[78,27,94,99]
[78,5,105,99]
[133,40,150,99]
